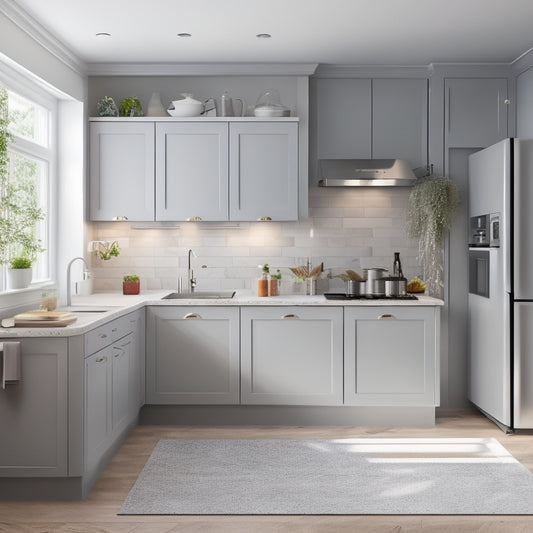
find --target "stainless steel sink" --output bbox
[162,291,236,300]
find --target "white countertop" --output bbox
[0,290,443,338]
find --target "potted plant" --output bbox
[123,274,140,295]
[7,256,33,289]
[0,87,45,287]
[406,174,460,298]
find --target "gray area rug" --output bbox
[118,437,533,515]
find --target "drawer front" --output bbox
[85,312,137,356]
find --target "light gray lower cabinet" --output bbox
[146,306,240,404]
[83,310,144,478]
[85,332,133,474]
[240,307,344,405]
[344,307,439,406]
[0,338,68,477]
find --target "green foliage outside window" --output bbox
[0,86,45,266]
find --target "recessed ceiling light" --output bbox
[177,33,192,38]
[95,32,111,37]
[256,33,271,39]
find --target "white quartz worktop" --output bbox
[0,290,443,338]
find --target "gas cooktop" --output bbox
[323,293,418,300]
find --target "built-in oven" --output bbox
[469,249,490,297]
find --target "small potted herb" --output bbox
[7,256,33,289]
[123,274,140,295]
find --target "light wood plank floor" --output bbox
[1,411,533,532]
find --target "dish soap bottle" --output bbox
[393,252,403,277]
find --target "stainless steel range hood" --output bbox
[318,159,417,187]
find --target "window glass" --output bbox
[7,90,49,148]
[0,85,53,290]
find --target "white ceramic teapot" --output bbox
[167,94,215,117]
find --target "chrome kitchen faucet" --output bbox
[187,249,196,292]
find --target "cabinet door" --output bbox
[111,333,132,439]
[344,307,438,406]
[126,310,145,414]
[373,78,428,169]
[155,122,229,221]
[316,78,372,158]
[445,78,508,148]
[89,121,155,221]
[229,122,298,221]
[241,307,344,405]
[85,346,112,474]
[146,306,239,404]
[0,338,68,477]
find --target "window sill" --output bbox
[0,282,54,315]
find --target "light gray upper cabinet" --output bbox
[91,118,299,222]
[89,121,155,221]
[0,338,68,477]
[155,122,229,221]
[344,307,439,406]
[146,306,240,404]
[445,78,508,148]
[317,78,372,159]
[229,122,298,221]
[240,306,344,405]
[372,78,428,168]
[316,78,428,169]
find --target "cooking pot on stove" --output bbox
[384,276,407,297]
[364,267,388,296]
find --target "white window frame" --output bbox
[0,62,57,303]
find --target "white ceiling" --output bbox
[12,0,533,66]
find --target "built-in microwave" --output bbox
[469,213,500,248]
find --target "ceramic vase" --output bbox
[7,268,32,290]
[146,92,166,117]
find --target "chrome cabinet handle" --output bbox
[187,216,202,221]
[111,327,118,332]
[282,314,299,319]
[378,313,396,320]
[184,313,202,319]
[257,216,272,221]
[99,333,108,339]
[95,356,107,363]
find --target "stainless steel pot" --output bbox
[346,280,361,296]
[364,267,388,296]
[384,276,407,297]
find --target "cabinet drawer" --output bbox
[85,313,137,356]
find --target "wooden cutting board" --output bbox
[13,310,78,327]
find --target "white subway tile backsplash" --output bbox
[91,189,420,291]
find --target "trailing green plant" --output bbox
[123,274,139,282]
[9,256,32,269]
[407,174,460,298]
[0,87,45,265]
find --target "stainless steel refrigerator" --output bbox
[468,137,533,432]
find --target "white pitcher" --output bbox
[217,92,246,117]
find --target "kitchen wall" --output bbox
[89,187,420,293]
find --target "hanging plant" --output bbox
[406,175,460,298]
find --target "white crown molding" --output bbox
[86,62,319,77]
[313,64,432,78]
[0,0,86,77]
[428,62,512,78]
